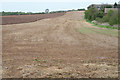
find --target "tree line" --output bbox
[85,2,120,26]
[0,8,85,16]
[0,11,46,16]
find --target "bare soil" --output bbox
[2,11,118,78]
[1,12,66,25]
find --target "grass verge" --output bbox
[78,19,118,37]
[85,19,119,30]
[78,27,118,37]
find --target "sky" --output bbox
[0,0,119,12]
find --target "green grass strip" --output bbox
[85,19,119,30]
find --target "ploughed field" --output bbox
[1,12,66,25]
[2,11,118,78]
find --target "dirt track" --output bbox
[2,11,118,78]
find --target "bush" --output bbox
[109,11,118,25]
[78,9,85,11]
[96,17,103,23]
[118,11,120,24]
[84,10,89,19]
[84,8,98,20]
[105,5,113,8]
[109,18,117,26]
[102,16,109,22]
[107,10,114,17]
[97,11,104,18]
[102,10,116,24]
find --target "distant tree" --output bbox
[105,5,113,8]
[45,9,49,13]
[1,11,47,16]
[78,9,85,11]
[114,2,118,8]
[72,9,75,11]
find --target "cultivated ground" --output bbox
[1,12,65,25]
[2,11,118,78]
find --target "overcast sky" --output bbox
[0,0,119,12]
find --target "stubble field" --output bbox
[2,11,118,78]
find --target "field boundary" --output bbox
[85,19,119,30]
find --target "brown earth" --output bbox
[1,12,66,25]
[2,11,118,78]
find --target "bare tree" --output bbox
[45,9,49,13]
